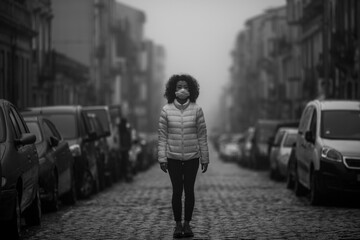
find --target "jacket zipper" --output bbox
[181,108,184,160]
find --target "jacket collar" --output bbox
[174,99,190,110]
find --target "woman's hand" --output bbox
[160,162,168,173]
[201,163,208,173]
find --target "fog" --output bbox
[117,0,285,131]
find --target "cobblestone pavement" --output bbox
[22,144,360,240]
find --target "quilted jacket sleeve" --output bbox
[196,107,209,164]
[158,107,168,163]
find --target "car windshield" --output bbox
[44,114,77,139]
[321,110,360,140]
[274,130,286,146]
[283,133,297,147]
[26,122,42,144]
[87,109,110,132]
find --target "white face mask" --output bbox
[175,89,190,100]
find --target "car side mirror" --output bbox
[49,136,60,147]
[85,131,97,142]
[15,133,36,146]
[305,131,315,144]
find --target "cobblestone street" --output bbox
[22,144,360,240]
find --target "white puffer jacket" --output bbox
[158,99,209,164]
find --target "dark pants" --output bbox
[167,158,199,222]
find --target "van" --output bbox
[294,100,360,205]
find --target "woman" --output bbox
[158,74,209,238]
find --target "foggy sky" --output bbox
[116,0,285,132]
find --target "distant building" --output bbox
[286,0,303,118]
[143,40,166,133]
[324,0,360,99]
[113,1,146,128]
[51,0,116,105]
[0,0,34,108]
[29,0,53,107]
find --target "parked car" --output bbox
[22,115,77,211]
[269,127,297,180]
[267,120,299,157]
[239,127,254,167]
[218,133,243,162]
[250,119,281,169]
[107,105,123,181]
[0,99,41,238]
[140,132,158,170]
[294,99,360,205]
[85,112,110,190]
[250,119,298,170]
[22,106,99,199]
[83,106,116,184]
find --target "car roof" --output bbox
[23,116,39,122]
[277,127,298,133]
[312,100,360,111]
[83,105,109,110]
[23,105,82,114]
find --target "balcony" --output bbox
[0,0,32,31]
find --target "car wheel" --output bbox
[79,170,94,198]
[310,170,325,206]
[46,172,59,212]
[62,169,77,205]
[24,187,41,226]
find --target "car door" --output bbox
[296,105,314,185]
[8,105,39,210]
[42,119,72,195]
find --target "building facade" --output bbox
[0,0,34,108]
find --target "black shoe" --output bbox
[173,223,183,238]
[182,222,194,237]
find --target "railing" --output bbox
[0,0,32,30]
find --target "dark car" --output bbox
[22,106,99,199]
[22,115,77,211]
[107,105,123,181]
[83,106,116,183]
[250,119,281,169]
[86,112,111,189]
[250,119,299,170]
[0,99,41,238]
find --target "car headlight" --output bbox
[69,144,81,157]
[321,146,342,162]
